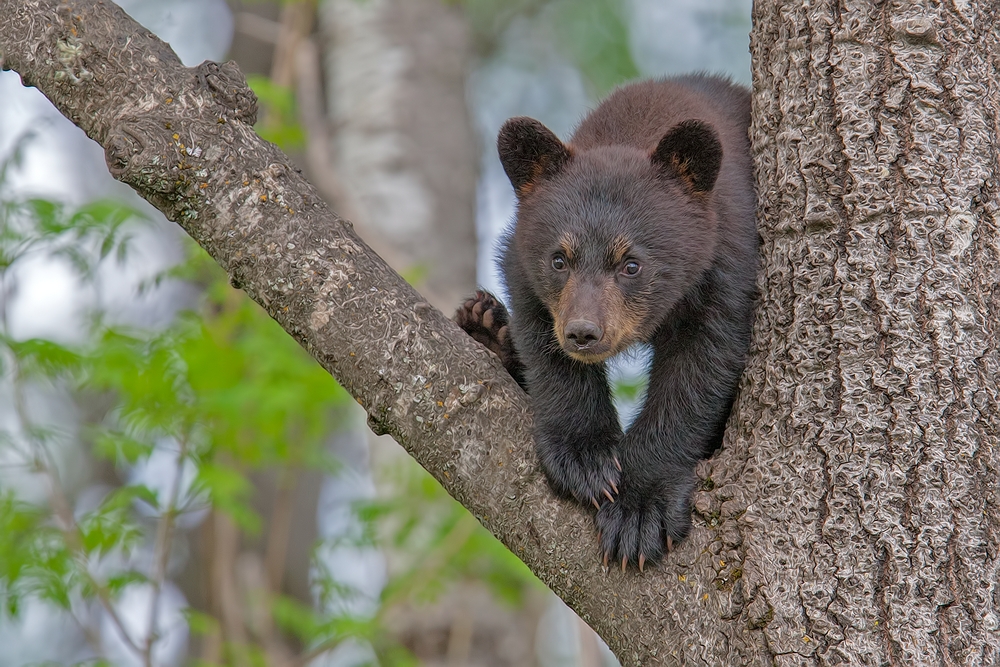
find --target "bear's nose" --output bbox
[564,319,603,348]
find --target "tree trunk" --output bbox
[319,0,478,311]
[733,1,1000,664]
[2,1,999,665]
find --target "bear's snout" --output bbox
[564,319,604,350]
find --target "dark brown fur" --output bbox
[457,75,757,568]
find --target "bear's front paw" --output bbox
[595,480,692,571]
[455,290,524,386]
[537,439,622,510]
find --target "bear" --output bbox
[456,74,758,570]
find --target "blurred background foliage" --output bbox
[0,145,541,664]
[0,155,539,665]
[0,0,750,664]
[457,0,639,95]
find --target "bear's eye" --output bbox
[622,260,641,276]
[551,254,567,271]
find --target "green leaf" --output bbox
[93,430,156,465]
[27,198,67,235]
[0,494,46,601]
[246,75,306,149]
[271,595,326,644]
[69,199,140,231]
[5,338,81,376]
[195,464,260,534]
[0,131,36,187]
[78,507,142,557]
[183,608,220,636]
[104,484,160,512]
[612,375,647,402]
[105,570,148,595]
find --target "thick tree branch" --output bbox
[0,1,726,663]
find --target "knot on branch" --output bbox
[104,127,145,179]
[195,60,258,125]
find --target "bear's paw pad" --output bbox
[455,290,515,365]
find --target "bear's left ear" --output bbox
[651,120,723,194]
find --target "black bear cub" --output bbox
[456,75,757,570]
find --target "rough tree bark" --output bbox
[1,1,998,665]
[738,1,1000,665]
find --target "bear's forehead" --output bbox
[533,168,660,219]
[526,176,691,239]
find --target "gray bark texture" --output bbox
[743,1,1000,664]
[1,0,999,665]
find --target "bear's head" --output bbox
[498,116,723,363]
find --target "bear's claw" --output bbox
[596,480,692,570]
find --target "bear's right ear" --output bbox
[651,119,723,195]
[497,117,570,198]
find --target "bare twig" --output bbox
[141,434,191,667]
[287,635,344,667]
[235,12,281,45]
[382,511,478,606]
[208,506,252,667]
[446,597,474,666]
[264,467,296,593]
[6,338,144,658]
[36,429,144,657]
[291,38,347,212]
[284,508,480,667]
[270,0,314,89]
[198,512,223,664]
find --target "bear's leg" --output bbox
[503,288,623,511]
[595,310,748,570]
[454,290,526,389]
